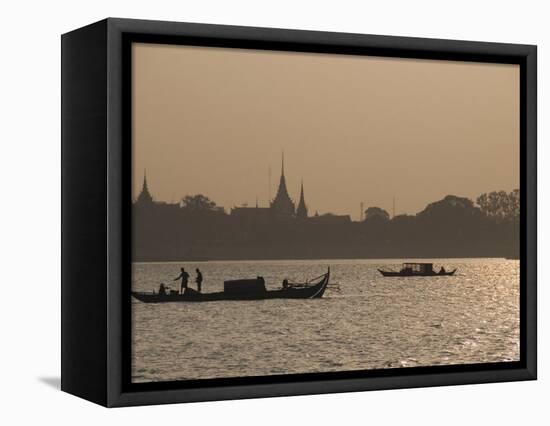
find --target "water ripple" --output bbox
[132,258,519,382]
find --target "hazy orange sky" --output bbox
[132,43,519,220]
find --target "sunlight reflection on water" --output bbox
[131,258,519,383]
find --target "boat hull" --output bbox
[377,269,457,277]
[132,269,330,303]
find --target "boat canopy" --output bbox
[402,263,434,273]
[223,277,266,295]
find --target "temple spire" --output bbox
[136,169,153,204]
[270,151,295,218]
[276,152,290,197]
[296,178,308,219]
[143,169,149,192]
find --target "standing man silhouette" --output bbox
[174,267,190,294]
[195,268,203,293]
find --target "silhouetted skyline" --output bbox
[132,43,519,219]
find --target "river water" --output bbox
[131,258,519,383]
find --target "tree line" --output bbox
[356,190,519,259]
[132,190,519,261]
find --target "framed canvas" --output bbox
[61,18,537,407]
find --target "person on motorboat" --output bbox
[158,283,167,296]
[174,267,190,294]
[195,268,203,293]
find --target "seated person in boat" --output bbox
[439,266,446,274]
[158,283,167,296]
[282,278,290,289]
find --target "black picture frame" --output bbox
[61,17,537,407]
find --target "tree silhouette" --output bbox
[415,195,483,253]
[180,194,219,212]
[509,189,520,222]
[476,190,519,222]
[419,195,480,219]
[364,207,390,222]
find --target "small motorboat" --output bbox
[132,267,330,303]
[378,263,456,277]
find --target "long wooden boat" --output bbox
[378,263,456,277]
[132,268,330,303]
